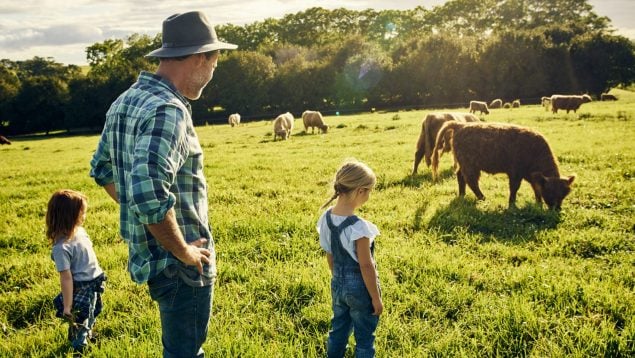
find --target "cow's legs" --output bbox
[463,170,485,200]
[457,169,466,197]
[413,149,425,175]
[530,181,543,205]
[508,175,522,207]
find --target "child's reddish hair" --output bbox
[46,189,87,244]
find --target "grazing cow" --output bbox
[412,112,480,175]
[469,101,490,115]
[228,113,241,127]
[273,112,294,141]
[489,99,502,109]
[550,94,592,114]
[0,135,11,145]
[512,99,521,108]
[503,102,512,109]
[541,96,551,111]
[431,122,575,209]
[302,110,328,134]
[601,93,618,101]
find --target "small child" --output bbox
[317,160,383,357]
[47,189,106,351]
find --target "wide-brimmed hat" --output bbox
[146,11,237,58]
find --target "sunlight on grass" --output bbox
[0,96,634,356]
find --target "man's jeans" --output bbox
[327,272,379,358]
[148,271,213,358]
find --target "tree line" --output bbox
[1,0,634,135]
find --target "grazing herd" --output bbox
[411,92,613,209]
[221,91,621,209]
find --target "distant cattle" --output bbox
[412,112,480,175]
[431,121,575,209]
[228,113,241,127]
[512,99,521,108]
[503,102,512,109]
[469,101,490,115]
[601,93,618,101]
[0,135,11,145]
[550,94,592,114]
[273,112,294,141]
[489,99,502,109]
[302,110,328,134]
[541,96,551,111]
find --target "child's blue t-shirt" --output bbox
[51,227,104,282]
[317,208,380,262]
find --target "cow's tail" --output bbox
[431,122,459,180]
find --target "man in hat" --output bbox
[90,11,237,357]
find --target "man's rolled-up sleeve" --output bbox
[129,104,188,225]
[89,129,115,186]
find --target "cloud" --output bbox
[0,24,103,50]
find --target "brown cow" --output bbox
[431,122,575,209]
[412,112,480,175]
[0,135,11,145]
[601,93,618,101]
[550,94,592,114]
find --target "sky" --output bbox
[1,0,633,66]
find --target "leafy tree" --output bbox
[87,34,160,83]
[386,35,475,106]
[477,31,552,101]
[199,51,275,119]
[65,75,116,131]
[0,63,20,130]
[9,76,68,134]
[13,56,79,80]
[570,33,635,95]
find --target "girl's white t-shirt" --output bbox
[317,209,380,262]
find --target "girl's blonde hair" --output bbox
[46,189,87,244]
[321,159,376,208]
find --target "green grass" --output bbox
[1,89,634,356]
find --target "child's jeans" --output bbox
[148,269,213,358]
[327,272,379,358]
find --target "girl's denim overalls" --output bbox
[326,209,379,358]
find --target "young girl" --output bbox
[317,160,383,357]
[47,189,106,352]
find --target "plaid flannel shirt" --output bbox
[89,71,215,284]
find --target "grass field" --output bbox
[1,89,634,357]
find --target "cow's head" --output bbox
[321,124,329,134]
[582,94,592,103]
[532,172,576,210]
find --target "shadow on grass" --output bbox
[378,167,455,190]
[425,197,562,243]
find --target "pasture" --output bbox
[1,90,634,357]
